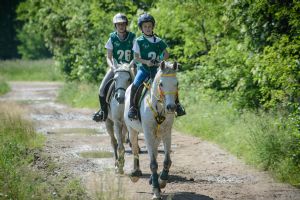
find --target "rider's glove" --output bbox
[150,59,160,66]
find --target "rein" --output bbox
[144,72,178,137]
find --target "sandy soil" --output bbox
[1,81,299,200]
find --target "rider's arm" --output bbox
[134,53,154,67]
[106,49,115,70]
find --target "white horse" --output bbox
[124,61,178,199]
[106,63,134,174]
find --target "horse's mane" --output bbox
[115,62,131,72]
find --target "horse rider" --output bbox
[93,13,136,122]
[127,13,186,120]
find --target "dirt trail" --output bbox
[1,81,299,200]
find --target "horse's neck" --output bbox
[149,73,161,107]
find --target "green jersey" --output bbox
[110,31,135,64]
[135,35,167,72]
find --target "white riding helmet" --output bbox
[113,13,128,25]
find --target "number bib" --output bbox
[136,35,167,71]
[111,32,135,64]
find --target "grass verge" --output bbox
[57,81,99,108]
[0,77,10,95]
[0,102,88,199]
[0,59,63,81]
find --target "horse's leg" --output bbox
[144,131,161,200]
[159,132,172,189]
[129,127,142,182]
[121,123,127,144]
[105,119,118,169]
[114,121,125,174]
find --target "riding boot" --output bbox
[93,95,108,122]
[128,85,138,120]
[175,97,186,117]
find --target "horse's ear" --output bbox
[173,62,178,70]
[160,61,165,70]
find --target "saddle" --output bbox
[134,78,152,121]
[104,79,115,106]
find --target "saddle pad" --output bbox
[135,78,152,121]
[106,81,115,104]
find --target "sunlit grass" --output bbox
[0,76,10,95]
[0,59,63,81]
[57,81,99,108]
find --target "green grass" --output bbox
[57,81,99,108]
[0,102,88,199]
[0,59,63,81]
[0,77,10,95]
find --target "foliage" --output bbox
[151,0,225,70]
[17,23,52,59]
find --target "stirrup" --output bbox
[93,110,106,122]
[128,107,138,120]
[175,104,186,117]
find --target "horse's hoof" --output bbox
[159,170,168,188]
[159,178,167,189]
[152,188,161,200]
[118,168,124,175]
[129,169,142,182]
[129,176,140,183]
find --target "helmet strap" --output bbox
[142,32,156,42]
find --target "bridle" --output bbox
[157,73,178,101]
[145,71,178,137]
[113,69,133,94]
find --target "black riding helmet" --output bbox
[138,13,155,29]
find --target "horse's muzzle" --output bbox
[166,104,176,112]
